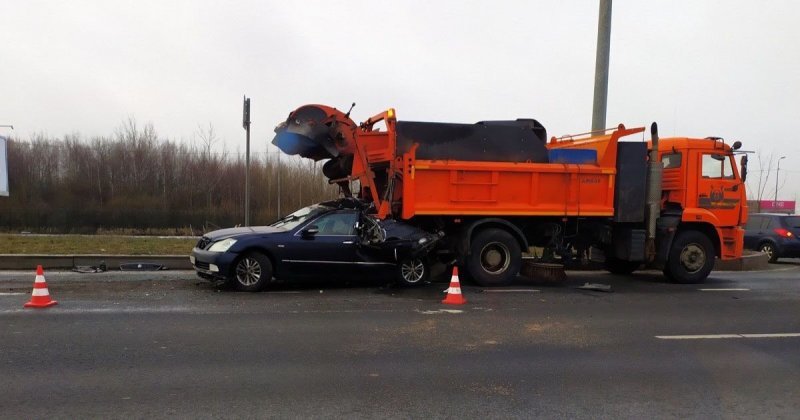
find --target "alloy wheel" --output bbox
[400,258,425,284]
[236,257,261,286]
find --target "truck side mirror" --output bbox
[740,155,748,182]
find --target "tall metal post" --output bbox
[591,0,612,132]
[775,156,786,206]
[243,96,251,226]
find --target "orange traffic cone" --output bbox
[442,266,467,305]
[24,265,58,308]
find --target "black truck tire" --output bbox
[664,230,714,284]
[465,228,521,287]
[604,257,640,275]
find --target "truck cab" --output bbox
[655,137,747,278]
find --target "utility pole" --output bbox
[775,156,786,206]
[0,125,12,197]
[591,0,612,132]
[243,96,251,226]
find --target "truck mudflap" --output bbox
[655,215,681,267]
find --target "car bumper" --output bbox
[776,240,800,258]
[191,248,239,280]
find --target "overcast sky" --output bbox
[2,0,799,202]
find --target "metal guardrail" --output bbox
[0,254,192,270]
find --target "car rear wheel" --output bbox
[759,242,778,263]
[396,257,429,287]
[233,252,272,292]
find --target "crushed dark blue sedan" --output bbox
[191,199,440,291]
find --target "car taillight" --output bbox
[774,228,794,238]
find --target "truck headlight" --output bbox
[208,238,237,252]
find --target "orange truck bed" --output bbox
[396,125,644,220]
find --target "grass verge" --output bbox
[0,234,197,255]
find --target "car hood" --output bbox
[204,226,285,240]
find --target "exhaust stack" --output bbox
[645,122,663,261]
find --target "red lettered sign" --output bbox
[758,200,796,212]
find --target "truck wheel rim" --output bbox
[236,258,261,286]
[401,259,425,283]
[679,243,706,273]
[480,242,510,274]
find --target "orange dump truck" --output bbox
[273,105,748,285]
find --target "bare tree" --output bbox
[746,150,790,212]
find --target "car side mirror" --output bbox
[302,226,319,237]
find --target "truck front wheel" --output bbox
[466,228,522,287]
[664,230,714,284]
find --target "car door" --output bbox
[279,210,360,278]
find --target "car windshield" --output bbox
[269,205,329,231]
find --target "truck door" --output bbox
[697,153,742,226]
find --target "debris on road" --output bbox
[577,282,613,292]
[72,261,107,273]
[119,263,168,271]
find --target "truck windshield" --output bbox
[701,154,735,179]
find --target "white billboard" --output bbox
[0,136,8,196]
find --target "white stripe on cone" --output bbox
[32,288,51,296]
[34,275,46,284]
[444,275,462,293]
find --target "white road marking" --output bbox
[699,288,750,292]
[0,292,25,296]
[656,333,800,340]
[740,333,800,338]
[483,289,541,293]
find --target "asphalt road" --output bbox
[1,263,799,419]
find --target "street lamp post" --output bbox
[243,96,251,226]
[775,156,786,207]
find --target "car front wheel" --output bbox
[396,257,429,287]
[233,252,272,292]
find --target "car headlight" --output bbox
[208,238,237,252]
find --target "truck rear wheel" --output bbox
[664,230,714,284]
[604,257,640,275]
[466,228,521,287]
